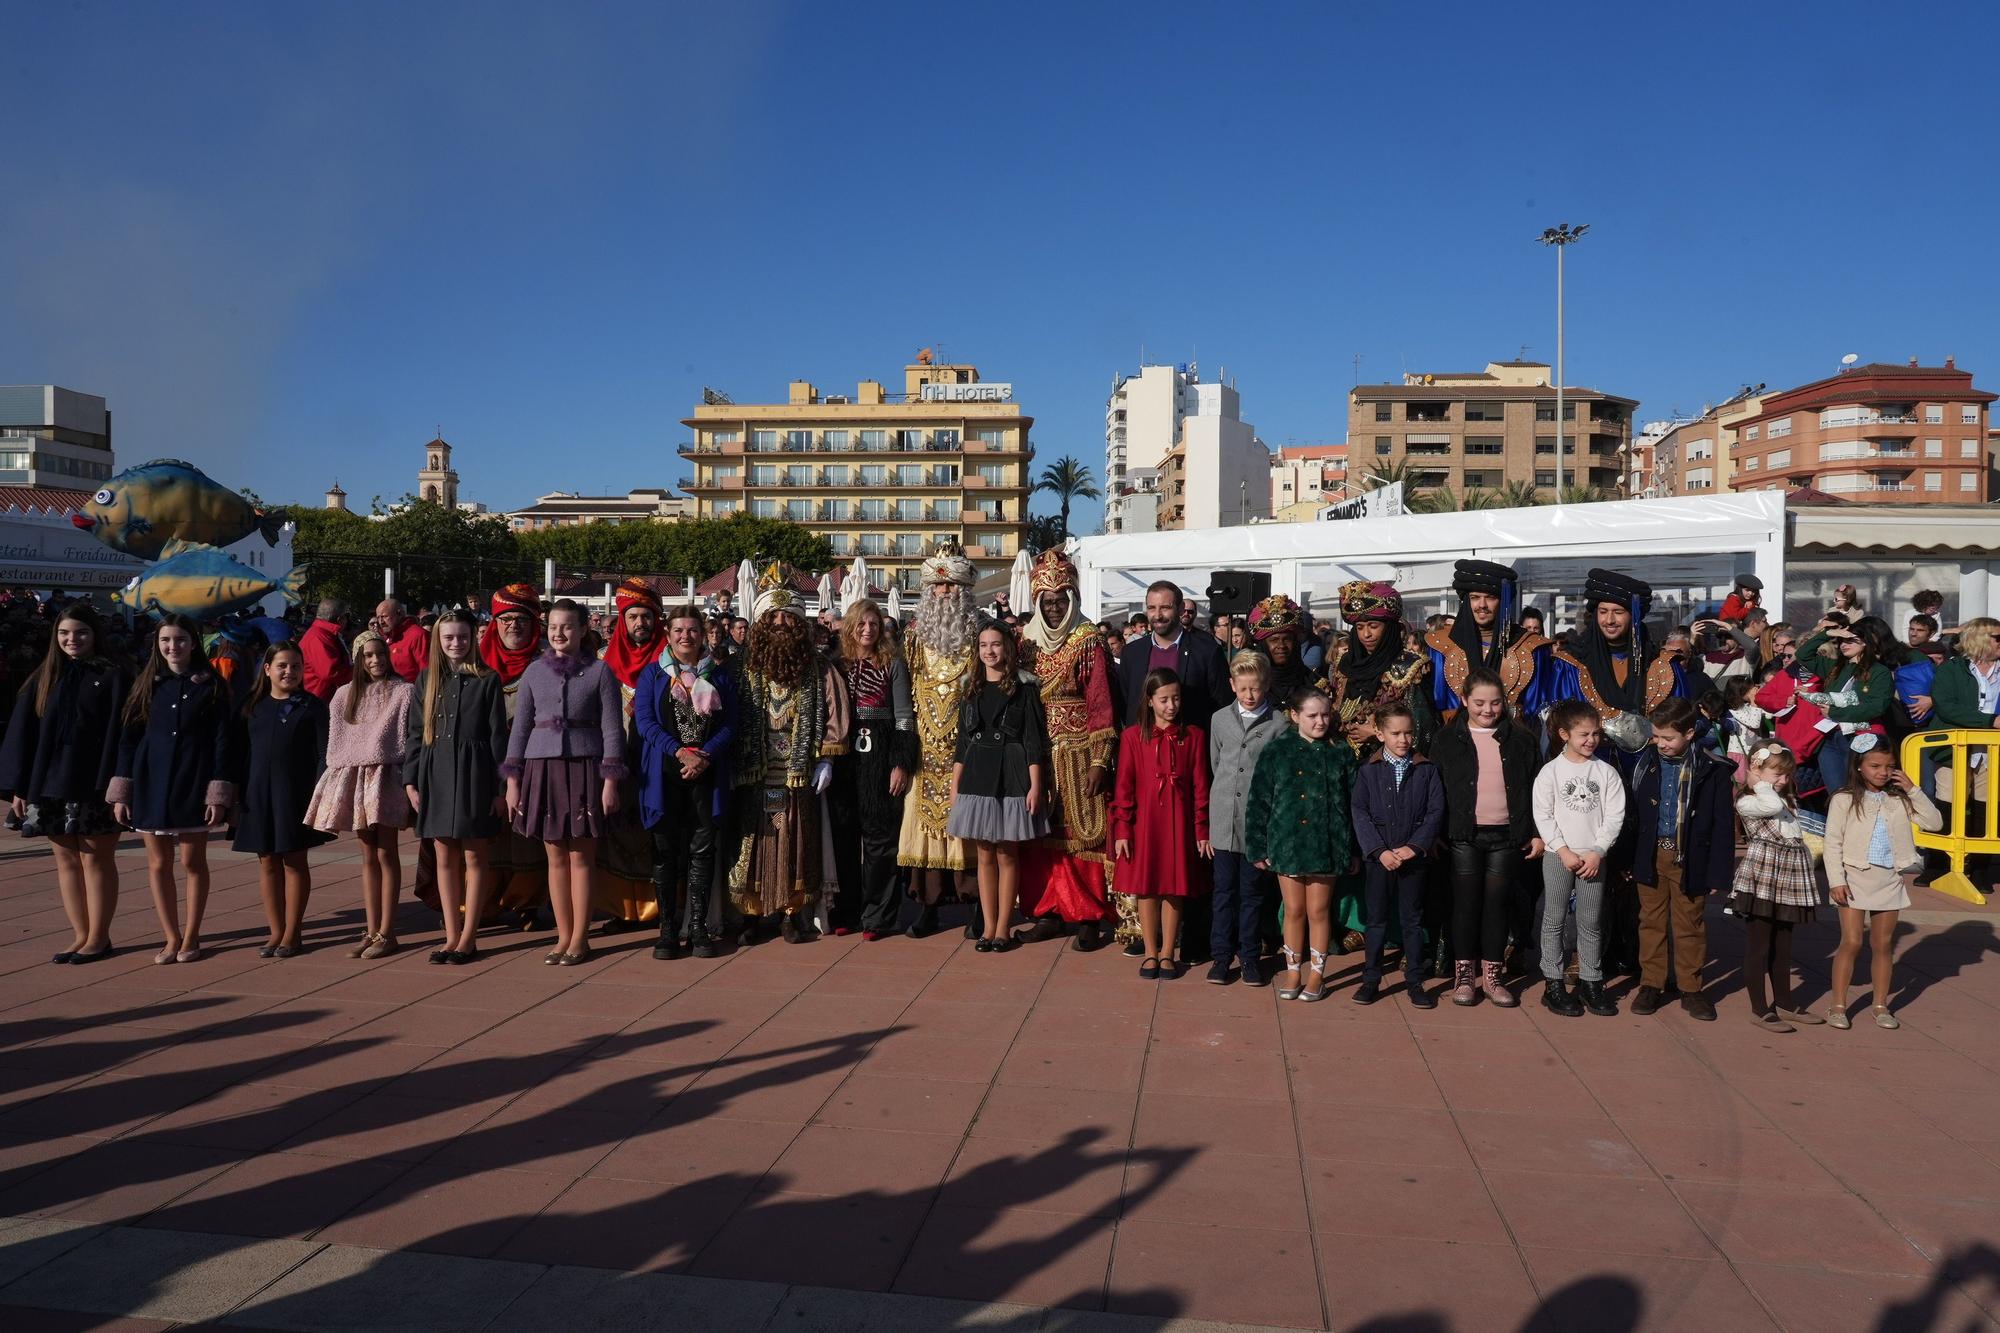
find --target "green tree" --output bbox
[1495,480,1541,509]
[1032,456,1101,540]
[1025,513,1067,554]
[1558,483,1609,505]
[517,512,834,586]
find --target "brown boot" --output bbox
[1450,960,1479,1006]
[1481,960,1518,1008]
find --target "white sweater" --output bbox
[1532,753,1627,855]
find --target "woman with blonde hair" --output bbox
[828,598,917,938]
[307,630,415,958]
[405,609,509,963]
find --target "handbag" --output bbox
[1756,669,1827,761]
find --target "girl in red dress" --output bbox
[1111,669,1213,979]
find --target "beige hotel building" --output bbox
[681,361,1033,592]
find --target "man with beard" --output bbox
[1425,559,1555,726]
[1326,580,1434,755]
[476,585,549,921]
[898,541,981,937]
[726,562,849,945]
[595,578,669,932]
[1015,549,1117,951]
[1244,594,1322,707]
[635,601,736,959]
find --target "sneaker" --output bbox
[1239,959,1268,988]
[1353,979,1380,1006]
[1403,974,1436,1009]
[1205,961,1232,985]
[1630,985,1665,1017]
[1680,992,1717,1022]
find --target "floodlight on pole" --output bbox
[1538,223,1589,502]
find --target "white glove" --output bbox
[812,760,833,794]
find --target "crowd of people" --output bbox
[0,549,1986,1032]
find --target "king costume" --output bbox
[1425,559,1556,725]
[897,542,981,911]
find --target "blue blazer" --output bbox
[633,656,738,828]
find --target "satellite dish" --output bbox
[1841,353,1859,366]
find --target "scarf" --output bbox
[1338,622,1408,699]
[1025,598,1077,656]
[479,620,542,685]
[604,620,664,689]
[1573,625,1647,714]
[1449,607,1508,675]
[667,653,723,717]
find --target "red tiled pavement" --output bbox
[0,835,1998,1329]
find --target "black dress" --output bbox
[114,671,233,833]
[404,669,509,840]
[0,658,128,837]
[233,694,335,855]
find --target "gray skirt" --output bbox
[514,756,604,844]
[945,794,1050,845]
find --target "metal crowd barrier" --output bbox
[1900,729,1998,906]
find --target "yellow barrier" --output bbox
[1900,729,1998,906]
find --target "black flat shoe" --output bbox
[257,944,278,959]
[51,951,76,965]
[988,937,1019,954]
[447,949,476,965]
[428,949,452,965]
[1139,958,1161,980]
[1122,939,1146,957]
[974,938,994,953]
[69,947,113,965]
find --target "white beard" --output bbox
[914,587,977,658]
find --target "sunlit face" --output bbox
[1293,694,1332,740]
[157,624,195,673]
[1468,591,1500,628]
[1354,620,1386,651]
[1145,588,1179,637]
[1232,672,1266,710]
[375,600,403,633]
[1855,748,1894,789]
[1562,716,1601,759]
[1148,680,1182,726]
[928,582,953,601]
[1772,634,1796,660]
[1653,723,1693,758]
[439,620,473,663]
[1595,603,1633,640]
[1230,625,1249,650]
[357,640,392,683]
[1520,612,1544,636]
[1465,683,1504,728]
[853,609,882,651]
[1039,589,1070,626]
[1267,631,1295,665]
[266,650,301,696]
[623,605,657,646]
[667,614,705,662]
[497,611,535,651]
[547,608,580,653]
[977,627,1010,672]
[1377,712,1415,758]
[1907,620,1933,648]
[1749,759,1791,793]
[56,617,93,659]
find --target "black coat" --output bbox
[1430,714,1541,845]
[1350,754,1446,860]
[953,678,1049,799]
[1118,631,1231,728]
[233,694,334,856]
[1623,747,1735,897]
[404,670,509,840]
[114,671,233,830]
[0,658,128,803]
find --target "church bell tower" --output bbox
[418,433,459,507]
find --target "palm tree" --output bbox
[1558,483,1608,505]
[1412,484,1463,514]
[1461,487,1501,510]
[1495,480,1541,510]
[1033,456,1101,541]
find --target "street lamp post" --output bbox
[1538,222,1589,502]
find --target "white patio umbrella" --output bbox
[887,584,905,622]
[1007,548,1034,618]
[843,554,871,613]
[817,571,834,614]
[735,557,757,613]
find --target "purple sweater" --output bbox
[501,652,627,780]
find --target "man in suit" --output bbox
[1119,580,1232,727]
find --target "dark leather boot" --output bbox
[1579,979,1618,1016]
[650,864,683,961]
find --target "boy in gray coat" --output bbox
[1207,653,1286,985]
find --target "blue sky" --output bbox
[7,1,1997,532]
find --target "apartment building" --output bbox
[508,488,691,531]
[1104,364,1190,533]
[0,385,115,489]
[1269,443,1349,519]
[1648,387,1767,497]
[1346,361,1636,501]
[1156,381,1271,530]
[681,361,1032,592]
[1728,358,1995,503]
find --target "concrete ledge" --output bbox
[222,1245,543,1332]
[1,1224,318,1323]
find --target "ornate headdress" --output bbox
[490,584,539,620]
[1029,548,1077,597]
[1248,594,1303,642]
[1585,567,1654,616]
[1339,579,1403,625]
[920,540,977,589]
[481,584,543,683]
[751,560,803,621]
[613,575,659,614]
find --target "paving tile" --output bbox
[1734,1261,1996,1333]
[690,1188,932,1288]
[1304,1159,1510,1244]
[138,1151,410,1239]
[422,1102,640,1177]
[2,1224,319,1323]
[1134,1092,1300,1158]
[1123,1149,1306,1231]
[1521,1248,1777,1331]
[812,1072,987,1136]
[969,1084,1137,1142]
[491,1174,744,1271]
[1426,1059,1598,1118]
[0,1217,105,1287]
[0,1134,102,1196]
[1453,1109,1649,1178]
[858,1033,1016,1084]
[1484,1170,1718,1260]
[132,1081,367,1154]
[1282,1052,1442,1110]
[1615,1119,1844,1189]
[1140,1045,1290,1102]
[940,1133,1131,1219]
[1670,1182,1932,1276]
[0,1306,176,1331]
[1107,1218,1322,1329]
[1808,1129,2000,1200]
[1865,1191,2000,1264]
[313,1163,573,1258]
[486,1264,786,1332]
[0,1140,246,1224]
[760,1124,963,1198]
[221,1242,545,1332]
[271,1092,505,1163]
[587,1114,800,1187]
[891,1203,1114,1309]
[772,1284,1044,1331]
[1293,1104,1472,1168]
[252,1040,442,1095]
[1317,1233,1547,1332]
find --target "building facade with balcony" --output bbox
[1346,361,1635,502]
[507,488,690,530]
[1269,443,1349,518]
[681,362,1032,591]
[0,385,115,489]
[1727,359,1995,504]
[1104,364,1191,533]
[1156,381,1271,530]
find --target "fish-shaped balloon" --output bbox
[71,459,283,561]
[109,540,308,620]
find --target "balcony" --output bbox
[687,475,744,491]
[962,509,1010,525]
[676,442,723,456]
[1818,442,1919,463]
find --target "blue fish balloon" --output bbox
[73,459,283,561]
[109,540,308,620]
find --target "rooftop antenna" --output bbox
[1353,353,1363,387]
[1519,344,1532,361]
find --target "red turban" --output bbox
[605,577,665,687]
[479,584,543,683]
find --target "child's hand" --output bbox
[1198,839,1213,859]
[1114,838,1131,860]
[1524,837,1546,861]
[1378,850,1400,870]
[1577,851,1603,881]
[1253,859,1270,871]
[1831,883,1851,907]
[1559,848,1583,872]
[406,785,422,813]
[1887,768,1914,794]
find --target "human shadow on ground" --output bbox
[1889,917,1996,1008]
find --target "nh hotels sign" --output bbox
[918,383,1014,403]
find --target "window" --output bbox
[1465,437,1503,456]
[897,499,922,521]
[1374,403,1392,422]
[822,465,849,486]
[1374,436,1391,455]
[1925,472,1943,491]
[931,464,959,485]
[823,499,850,521]
[971,428,1007,448]
[1768,448,1791,469]
[933,429,960,451]
[1925,405,1944,424]
[1464,402,1505,422]
[710,464,740,481]
[860,534,885,555]
[823,429,848,451]
[1534,438,1576,455]
[1534,403,1576,422]
[784,430,813,452]
[859,429,888,452]
[896,429,927,450]
[1926,439,1944,457]
[978,463,1008,486]
[785,499,812,521]
[750,499,776,518]
[859,499,887,520]
[1744,456,1760,472]
[710,430,739,444]
[828,534,852,555]
[785,465,812,486]
[1962,473,1979,492]
[1767,417,1793,439]
[859,465,887,486]
[710,500,737,517]
[1745,425,1760,441]
[750,465,778,485]
[751,429,780,452]
[1963,405,1980,425]
[895,534,923,556]
[1963,439,1981,459]
[1534,471,1556,488]
[896,464,922,486]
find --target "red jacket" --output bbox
[1110,722,1211,899]
[299,619,353,703]
[385,619,430,683]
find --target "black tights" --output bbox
[1450,830,1515,964]
[1743,917,1795,1015]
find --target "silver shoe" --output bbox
[1873,1006,1900,1030]
[1826,1006,1851,1030]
